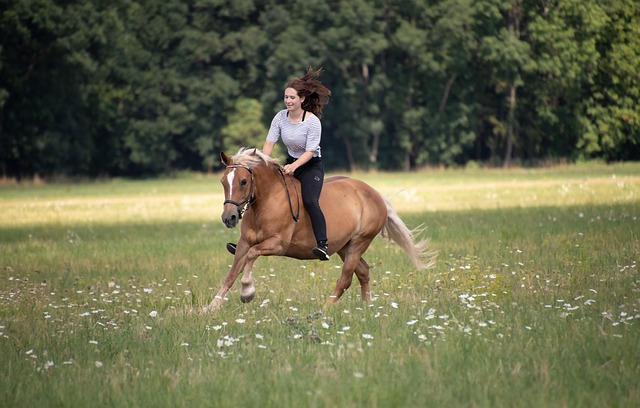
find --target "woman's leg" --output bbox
[293,158,329,259]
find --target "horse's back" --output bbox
[320,176,387,236]
[323,176,386,210]
[325,175,350,183]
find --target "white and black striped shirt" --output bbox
[266,110,322,158]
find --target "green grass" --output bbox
[1,163,639,407]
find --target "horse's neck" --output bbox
[252,166,296,213]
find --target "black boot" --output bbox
[226,243,237,255]
[312,241,330,261]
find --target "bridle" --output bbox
[222,163,300,222]
[223,165,255,220]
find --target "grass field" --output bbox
[1,163,639,407]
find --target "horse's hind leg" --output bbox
[353,257,371,303]
[325,245,371,308]
[325,253,356,308]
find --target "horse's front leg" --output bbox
[239,237,287,303]
[205,238,285,311]
[240,256,258,303]
[204,245,250,312]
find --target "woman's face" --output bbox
[284,87,304,111]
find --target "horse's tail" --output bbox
[380,197,438,270]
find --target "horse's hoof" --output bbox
[241,284,255,303]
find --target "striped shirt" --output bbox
[266,110,322,158]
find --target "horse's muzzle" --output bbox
[221,207,239,228]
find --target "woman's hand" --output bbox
[283,152,314,175]
[283,163,296,175]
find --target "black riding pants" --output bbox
[287,155,327,244]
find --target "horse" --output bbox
[204,148,437,312]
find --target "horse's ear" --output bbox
[250,148,257,156]
[220,152,231,166]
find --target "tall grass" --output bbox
[1,164,639,407]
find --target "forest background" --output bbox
[1,0,639,179]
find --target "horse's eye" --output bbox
[240,179,248,187]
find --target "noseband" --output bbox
[223,165,255,219]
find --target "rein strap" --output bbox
[277,165,300,222]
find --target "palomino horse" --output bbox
[204,148,437,312]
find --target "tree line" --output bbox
[1,0,638,178]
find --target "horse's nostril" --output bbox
[222,212,239,229]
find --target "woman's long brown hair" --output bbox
[287,68,331,118]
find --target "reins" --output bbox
[276,165,300,222]
[223,163,300,222]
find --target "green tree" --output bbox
[579,0,640,160]
[474,0,536,167]
[318,0,388,171]
[0,0,107,177]
[525,0,607,162]
[382,0,479,169]
[2,0,639,178]
[219,98,270,161]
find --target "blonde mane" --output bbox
[230,147,280,169]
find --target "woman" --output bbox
[228,68,332,260]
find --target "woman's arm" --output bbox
[262,140,275,156]
[283,151,314,175]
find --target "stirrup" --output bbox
[312,245,330,261]
[226,243,237,255]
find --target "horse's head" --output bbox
[219,148,279,228]
[219,151,254,228]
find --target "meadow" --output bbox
[1,163,639,407]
